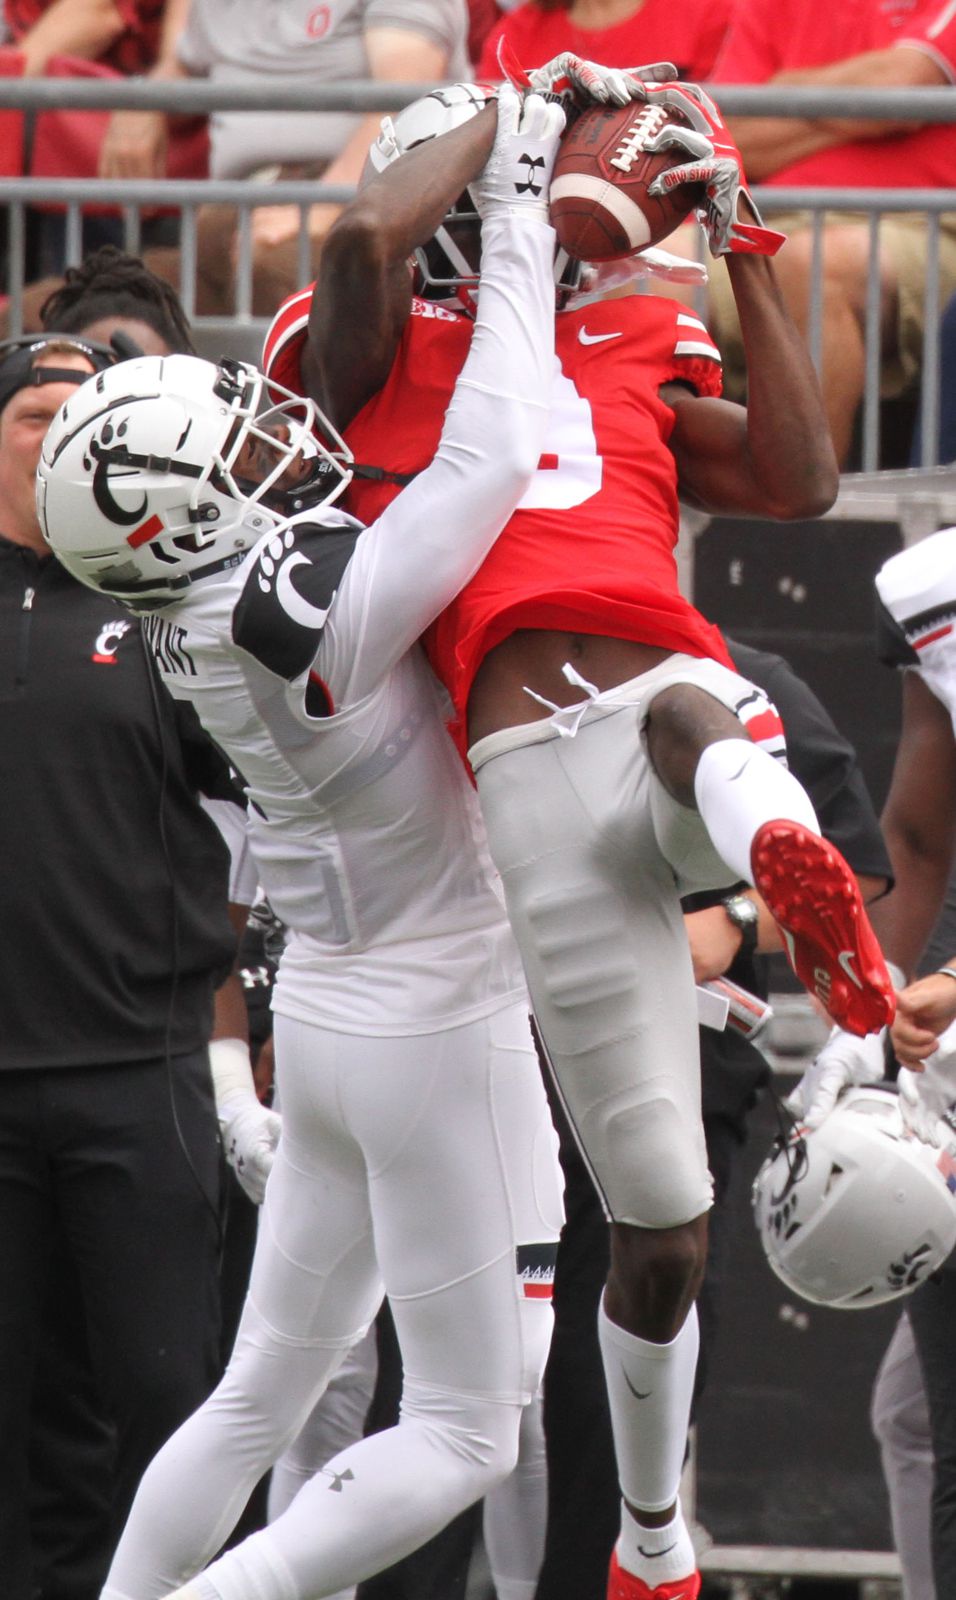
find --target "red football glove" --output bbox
[642,80,786,257]
[497,36,677,111]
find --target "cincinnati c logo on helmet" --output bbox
[86,417,148,527]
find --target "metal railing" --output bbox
[1,79,954,474]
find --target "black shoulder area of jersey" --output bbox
[232,521,359,681]
[875,593,919,669]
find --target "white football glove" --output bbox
[497,37,678,109]
[786,1025,888,1131]
[471,83,565,224]
[641,81,786,257]
[209,1037,281,1205]
[898,1020,956,1146]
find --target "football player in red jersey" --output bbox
[264,64,896,1600]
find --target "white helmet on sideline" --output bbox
[37,353,352,610]
[752,1084,956,1309]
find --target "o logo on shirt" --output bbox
[306,6,331,38]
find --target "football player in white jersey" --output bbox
[37,87,566,1600]
[789,523,956,1121]
[872,526,956,1070]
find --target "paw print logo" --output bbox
[769,1195,800,1239]
[887,1243,933,1293]
[251,528,336,632]
[256,529,297,594]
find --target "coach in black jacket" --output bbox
[0,334,239,1600]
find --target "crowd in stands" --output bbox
[1,0,954,467]
[1,6,956,1600]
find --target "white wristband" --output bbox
[208,1036,256,1110]
[885,961,906,991]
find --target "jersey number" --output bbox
[517,368,602,511]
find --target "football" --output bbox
[549,100,705,263]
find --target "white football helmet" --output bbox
[37,353,352,609]
[752,1084,956,1309]
[367,82,582,309]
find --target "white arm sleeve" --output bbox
[316,212,556,704]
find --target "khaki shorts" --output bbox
[707,209,956,402]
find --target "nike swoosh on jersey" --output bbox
[637,1543,678,1559]
[578,328,623,345]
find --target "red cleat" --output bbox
[750,820,896,1037]
[607,1551,701,1600]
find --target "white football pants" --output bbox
[101,1001,562,1600]
[871,1311,935,1600]
[267,1326,548,1600]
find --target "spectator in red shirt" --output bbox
[2,0,163,77]
[0,0,204,313]
[477,0,731,86]
[702,0,956,465]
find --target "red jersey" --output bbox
[476,0,733,86]
[264,288,735,749]
[713,0,956,189]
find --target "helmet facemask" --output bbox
[410,198,583,314]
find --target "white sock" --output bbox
[181,1538,298,1600]
[616,1505,697,1587]
[693,737,819,885]
[598,1301,699,1513]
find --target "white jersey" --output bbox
[177,0,470,178]
[876,525,956,729]
[142,211,556,1035]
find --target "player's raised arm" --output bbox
[323,88,562,703]
[308,92,500,430]
[647,82,840,519]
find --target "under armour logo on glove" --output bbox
[515,153,546,195]
[471,83,565,223]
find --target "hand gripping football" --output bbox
[549,99,704,262]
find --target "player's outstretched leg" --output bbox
[647,682,895,1038]
[750,819,895,1036]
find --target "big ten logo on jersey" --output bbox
[411,300,459,323]
[91,618,133,665]
[143,614,198,678]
